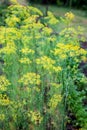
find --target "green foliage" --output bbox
[0,4,87,130]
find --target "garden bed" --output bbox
[0,3,87,130]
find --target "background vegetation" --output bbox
[28,0,87,9]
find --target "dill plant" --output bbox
[0,3,87,130]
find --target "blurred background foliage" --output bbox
[0,0,87,9]
[27,0,87,10]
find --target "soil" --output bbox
[79,61,87,76]
[66,110,81,130]
[80,41,87,76]
[80,41,87,50]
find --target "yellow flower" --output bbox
[46,11,59,25]
[80,48,87,55]
[20,48,35,55]
[28,111,43,125]
[0,94,10,106]
[0,114,5,121]
[81,56,87,62]
[5,16,20,27]
[32,22,44,30]
[33,87,40,92]
[0,76,10,91]
[60,27,77,38]
[53,43,87,61]
[53,66,62,72]
[29,6,43,16]
[19,58,32,64]
[50,83,61,89]
[1,41,16,55]
[48,17,59,25]
[48,94,62,111]
[19,72,41,86]
[36,56,55,71]
[23,15,37,24]
[65,12,75,21]
[42,27,53,36]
